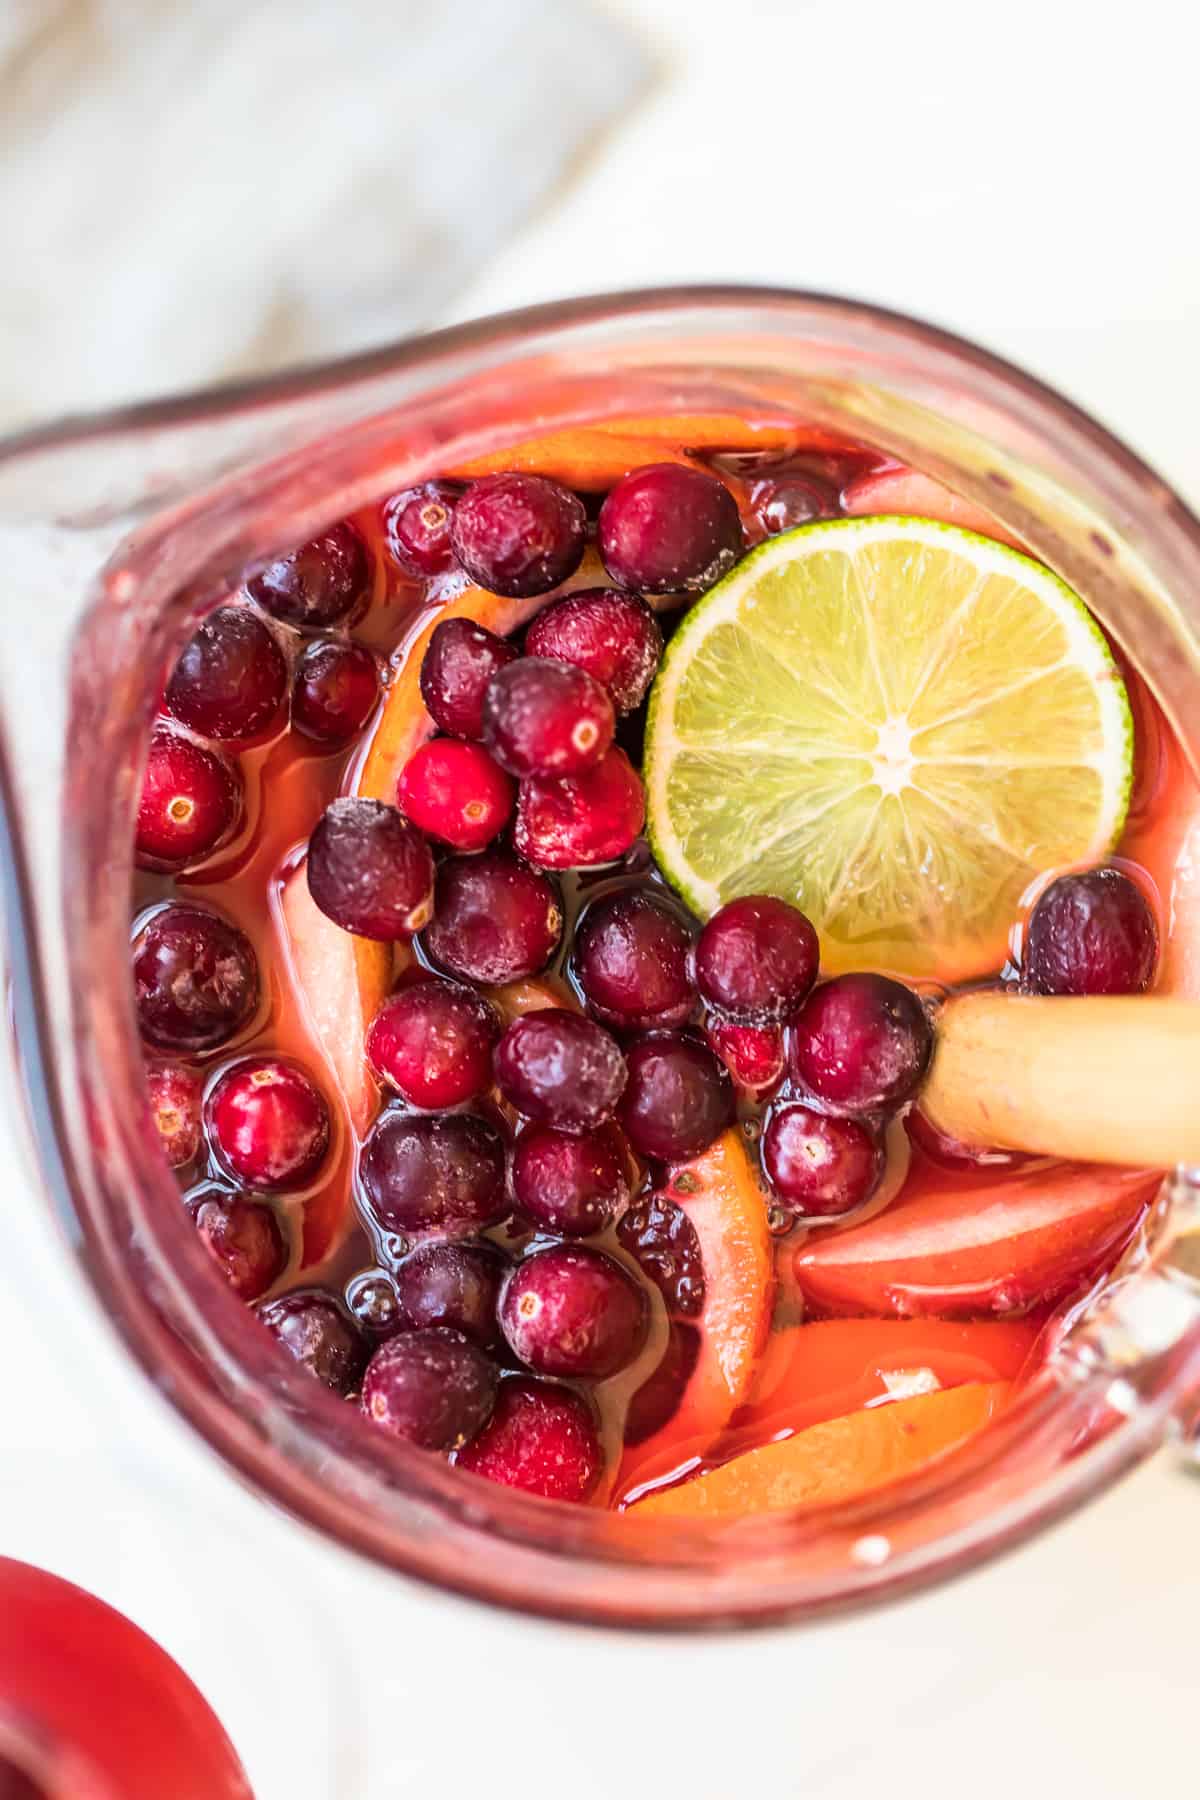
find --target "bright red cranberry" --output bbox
[761,1103,883,1216]
[136,726,242,870]
[256,1290,368,1394]
[572,889,695,1031]
[246,522,371,627]
[391,1241,508,1349]
[360,1110,507,1237]
[618,1031,734,1161]
[146,1061,203,1168]
[419,617,519,740]
[292,638,379,744]
[788,974,932,1114]
[904,1105,1029,1171]
[1023,867,1158,996]
[307,798,434,939]
[499,1244,648,1379]
[524,588,663,713]
[422,850,562,984]
[397,738,514,851]
[187,1188,285,1301]
[206,1056,331,1192]
[450,473,586,597]
[511,1121,631,1236]
[494,1009,626,1131]
[165,604,287,741]
[381,482,461,577]
[456,1377,603,1500]
[514,746,645,869]
[133,904,259,1052]
[704,1016,785,1091]
[693,895,819,1022]
[345,1269,403,1340]
[482,657,615,779]
[598,463,743,594]
[362,1327,497,1450]
[616,1192,705,1315]
[624,1320,702,1444]
[749,474,839,538]
[366,978,500,1109]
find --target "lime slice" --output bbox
[644,516,1133,981]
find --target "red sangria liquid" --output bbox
[130,413,1197,1523]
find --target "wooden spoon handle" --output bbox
[922,992,1200,1167]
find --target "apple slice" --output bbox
[447,415,802,488]
[842,466,1027,550]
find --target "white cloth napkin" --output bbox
[0,0,648,427]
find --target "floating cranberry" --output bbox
[359,1110,507,1237]
[494,1009,626,1131]
[188,1188,285,1301]
[422,850,562,984]
[789,973,932,1114]
[136,726,242,870]
[499,1244,647,1379]
[397,739,514,851]
[598,463,743,594]
[511,1121,631,1237]
[693,895,819,1023]
[292,638,379,744]
[362,1327,497,1450]
[307,798,434,939]
[618,1031,734,1161]
[572,889,695,1030]
[624,1321,702,1445]
[524,588,663,714]
[345,1269,403,1340]
[165,604,288,741]
[450,472,586,597]
[904,1105,1028,1171]
[761,1103,883,1216]
[146,1061,203,1169]
[704,1016,785,1091]
[246,522,371,628]
[381,482,461,578]
[514,746,645,869]
[391,1241,508,1349]
[366,978,500,1109]
[1023,867,1158,996]
[133,904,259,1052]
[616,1192,705,1316]
[456,1377,603,1501]
[419,617,519,740]
[749,474,839,537]
[206,1056,331,1192]
[257,1290,368,1394]
[483,657,615,778]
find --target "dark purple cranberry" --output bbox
[292,638,379,744]
[257,1290,368,1394]
[499,1244,648,1379]
[391,1241,508,1349]
[693,894,819,1022]
[345,1269,403,1340]
[761,1103,883,1216]
[704,1016,785,1092]
[246,522,371,627]
[419,616,519,740]
[381,482,461,578]
[623,1321,701,1445]
[361,1326,497,1450]
[146,1060,203,1168]
[307,797,435,939]
[456,1376,603,1500]
[165,604,288,741]
[366,978,500,1109]
[524,588,663,713]
[450,472,586,597]
[1023,867,1158,996]
[206,1056,331,1192]
[133,904,259,1052]
[136,726,243,870]
[598,463,743,594]
[511,1121,631,1237]
[904,1105,1029,1171]
[513,746,646,870]
[616,1191,705,1316]
[187,1188,286,1301]
[749,474,839,537]
[483,656,615,778]
[421,850,562,984]
[397,739,514,852]
[618,1031,734,1161]
[572,889,695,1030]
[494,1009,626,1131]
[788,973,933,1114]
[360,1110,507,1237]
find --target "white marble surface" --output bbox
[3,1,1200,1795]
